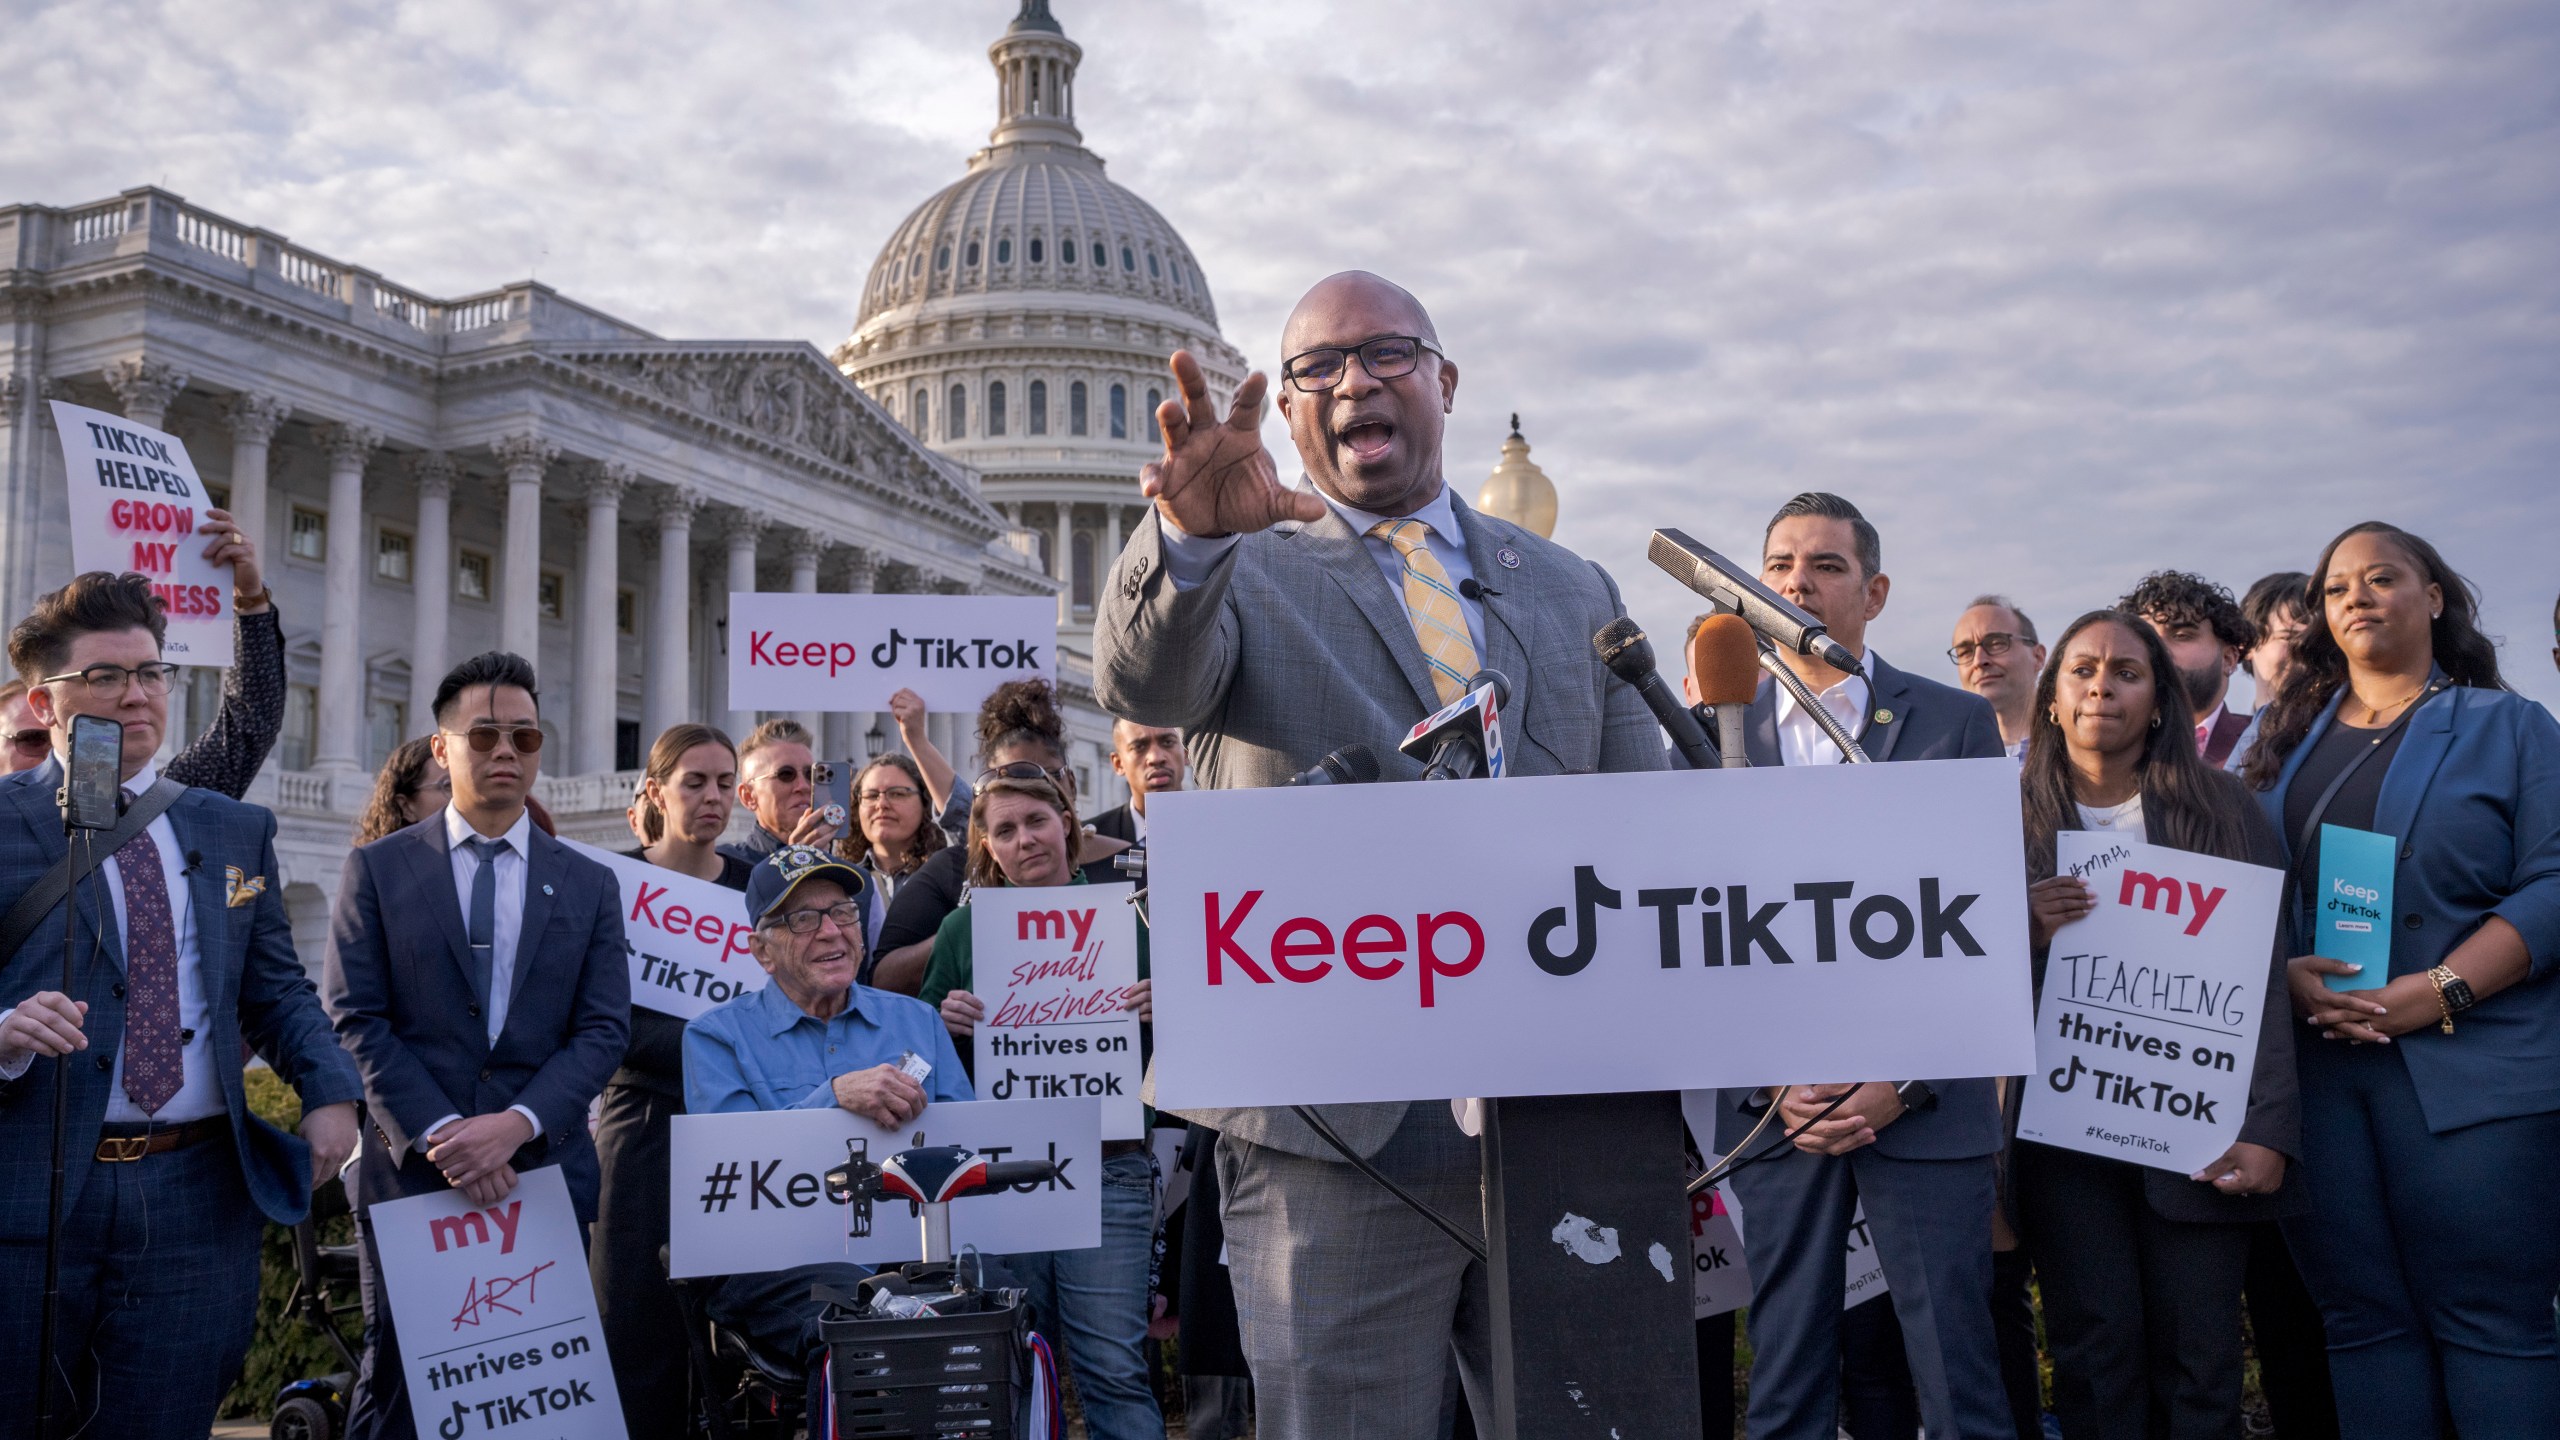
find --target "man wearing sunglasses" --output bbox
[1091,271,1667,1440]
[0,572,361,1439]
[722,718,840,863]
[322,650,631,1440]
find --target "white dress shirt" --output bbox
[1773,656,1874,767]
[0,764,224,1119]
[422,806,542,1153]
[1157,482,1488,659]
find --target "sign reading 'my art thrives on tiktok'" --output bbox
[726,592,1055,713]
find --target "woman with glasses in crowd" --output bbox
[919,764,1161,1440]
[870,679,1127,992]
[837,751,946,976]
[2013,610,2299,1439]
[594,723,753,1440]
[352,735,450,845]
[2241,522,2560,1439]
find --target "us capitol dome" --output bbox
[834,0,1249,683]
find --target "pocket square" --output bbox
[225,865,268,908]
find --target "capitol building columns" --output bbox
[408,452,457,728]
[494,432,557,664]
[314,423,384,772]
[644,485,703,745]
[719,510,768,740]
[574,462,633,775]
[784,527,829,738]
[221,392,286,563]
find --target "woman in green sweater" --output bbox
[918,768,1163,1440]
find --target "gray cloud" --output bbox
[5,0,2553,708]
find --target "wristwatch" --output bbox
[1892,1080,1938,1113]
[2427,966,2476,1034]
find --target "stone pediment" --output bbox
[552,342,1000,534]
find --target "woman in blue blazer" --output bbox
[2243,521,2560,1439]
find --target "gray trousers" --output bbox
[1216,1105,1491,1440]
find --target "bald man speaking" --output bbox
[1094,273,1665,1437]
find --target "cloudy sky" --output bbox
[8,0,2554,712]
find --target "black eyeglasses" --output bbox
[977,761,1070,790]
[1280,335,1442,392]
[1946,633,2026,665]
[763,900,863,936]
[445,725,545,754]
[39,661,180,697]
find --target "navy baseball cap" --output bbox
[745,845,870,928]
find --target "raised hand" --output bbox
[1143,350,1326,539]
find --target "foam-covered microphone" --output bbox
[1399,670,1510,781]
[1648,528,1864,677]
[1686,613,1762,768]
[1286,743,1382,787]
[1594,617,1717,770]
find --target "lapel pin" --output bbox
[542,883,555,896]
[1495,546,1522,570]
[1874,708,1894,725]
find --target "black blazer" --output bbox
[321,815,631,1220]
[1716,654,2012,1162]
[1087,802,1141,846]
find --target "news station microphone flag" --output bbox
[1090,272,1679,1439]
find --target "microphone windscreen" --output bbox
[1328,743,1381,786]
[1592,617,1652,679]
[1688,613,1761,707]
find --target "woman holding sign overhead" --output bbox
[595,723,753,1440]
[2015,609,2299,1440]
[2242,522,2560,1439]
[920,767,1164,1440]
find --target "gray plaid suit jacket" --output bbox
[1095,486,1667,1161]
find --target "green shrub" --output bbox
[222,1068,362,1419]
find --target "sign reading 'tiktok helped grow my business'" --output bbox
[726,592,1055,713]
[51,400,234,666]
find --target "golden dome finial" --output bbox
[1478,414,1557,538]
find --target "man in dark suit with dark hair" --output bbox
[1087,718,1187,845]
[1718,492,2015,1440]
[2119,570,2257,768]
[323,650,630,1440]
[0,571,362,1439]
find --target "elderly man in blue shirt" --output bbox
[683,846,970,1401]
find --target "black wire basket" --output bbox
[819,1288,1031,1438]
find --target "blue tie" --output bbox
[465,837,508,1017]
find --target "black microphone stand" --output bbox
[37,823,94,1440]
[1753,634,1873,763]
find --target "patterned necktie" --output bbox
[116,818,183,1115]
[465,836,508,1017]
[1369,519,1481,706]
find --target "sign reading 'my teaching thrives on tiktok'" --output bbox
[726,592,1056,713]
[50,400,234,667]
[2016,832,2281,1177]
[1145,758,2039,1109]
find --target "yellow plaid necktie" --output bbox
[1370,519,1481,705]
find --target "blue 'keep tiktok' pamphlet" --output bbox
[2318,824,2396,991]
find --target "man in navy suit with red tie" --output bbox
[323,650,629,1440]
[0,572,363,1439]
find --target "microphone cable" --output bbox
[1684,1086,1862,1196]
[1291,1104,1488,1263]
